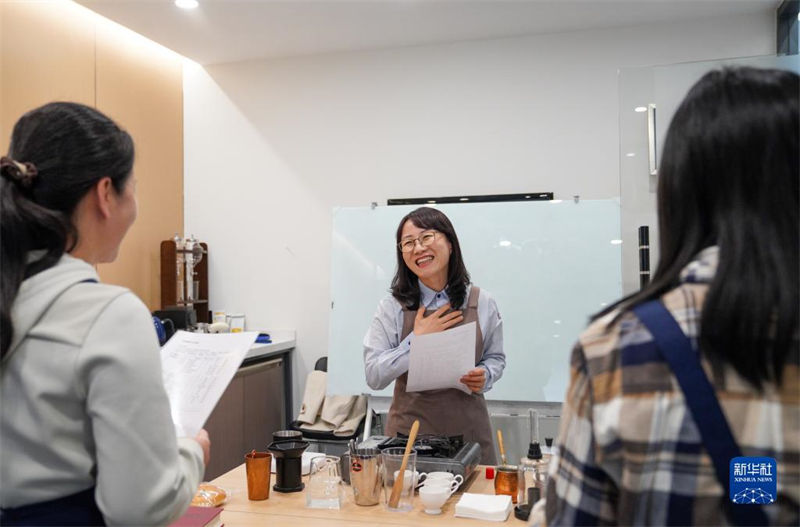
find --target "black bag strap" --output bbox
[632,300,769,526]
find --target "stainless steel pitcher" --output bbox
[349,448,382,506]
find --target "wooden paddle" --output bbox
[388,419,419,508]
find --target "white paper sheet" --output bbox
[406,322,476,394]
[161,331,257,437]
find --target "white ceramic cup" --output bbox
[421,472,464,488]
[419,484,456,514]
[392,469,420,492]
[420,479,459,493]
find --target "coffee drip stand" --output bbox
[159,235,209,324]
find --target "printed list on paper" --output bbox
[160,331,257,437]
[407,321,476,394]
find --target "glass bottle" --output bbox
[184,236,195,302]
[518,442,547,507]
[173,233,185,304]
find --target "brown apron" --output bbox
[385,286,497,464]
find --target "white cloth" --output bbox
[0,255,204,525]
[296,370,327,424]
[295,370,366,436]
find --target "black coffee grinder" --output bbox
[267,440,309,492]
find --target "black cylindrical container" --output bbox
[272,430,303,443]
[267,440,309,492]
[638,225,651,289]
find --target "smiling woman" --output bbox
[363,207,506,464]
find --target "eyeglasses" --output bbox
[398,231,440,253]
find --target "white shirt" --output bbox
[363,281,505,393]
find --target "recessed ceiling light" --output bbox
[499,240,512,247]
[175,0,199,9]
[634,106,647,113]
[626,152,636,157]
[610,239,623,245]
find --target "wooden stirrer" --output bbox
[497,429,507,466]
[388,419,420,509]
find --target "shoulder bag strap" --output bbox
[632,300,769,527]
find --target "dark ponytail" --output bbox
[1,102,134,358]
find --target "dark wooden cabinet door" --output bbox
[202,375,244,480]
[201,357,285,480]
[243,358,285,451]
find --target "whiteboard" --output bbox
[327,199,622,402]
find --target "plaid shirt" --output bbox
[543,247,800,526]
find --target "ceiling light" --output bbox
[626,152,636,157]
[610,239,623,245]
[634,106,647,113]
[499,240,512,247]
[459,197,469,201]
[175,0,199,9]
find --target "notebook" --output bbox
[168,506,223,527]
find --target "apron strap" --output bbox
[0,486,104,526]
[632,300,769,527]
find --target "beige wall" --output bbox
[0,1,183,310]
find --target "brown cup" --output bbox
[245,451,272,500]
[494,465,518,504]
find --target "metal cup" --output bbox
[350,448,382,506]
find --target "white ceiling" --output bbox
[77,0,779,65]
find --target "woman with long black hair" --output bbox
[0,102,208,525]
[364,207,505,464]
[543,67,799,525]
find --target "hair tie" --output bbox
[0,156,38,190]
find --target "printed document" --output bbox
[407,321,476,394]
[161,331,257,437]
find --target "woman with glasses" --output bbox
[363,207,505,464]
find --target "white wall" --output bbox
[184,11,774,415]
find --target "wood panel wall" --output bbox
[0,1,183,310]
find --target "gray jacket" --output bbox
[1,255,204,525]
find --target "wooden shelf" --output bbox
[160,240,209,323]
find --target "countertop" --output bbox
[210,463,517,526]
[243,329,296,362]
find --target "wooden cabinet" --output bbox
[203,357,285,480]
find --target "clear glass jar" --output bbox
[518,442,548,506]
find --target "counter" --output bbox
[243,329,295,362]
[243,329,296,431]
[210,464,514,526]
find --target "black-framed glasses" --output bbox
[398,231,440,253]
